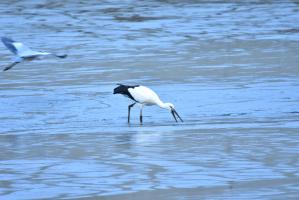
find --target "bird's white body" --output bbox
[113,84,183,123]
[12,42,50,58]
[128,86,163,107]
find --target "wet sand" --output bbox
[0,0,299,199]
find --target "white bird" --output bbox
[113,84,183,124]
[1,37,67,71]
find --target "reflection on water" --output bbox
[0,0,299,199]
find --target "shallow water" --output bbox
[1,0,299,199]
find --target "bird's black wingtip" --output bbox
[113,84,138,102]
[1,36,14,43]
[113,84,128,95]
[113,84,122,94]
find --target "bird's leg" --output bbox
[128,103,136,123]
[3,57,23,71]
[139,106,143,124]
[3,62,19,71]
[54,53,68,59]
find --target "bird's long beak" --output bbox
[171,108,183,122]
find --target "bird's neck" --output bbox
[157,100,168,110]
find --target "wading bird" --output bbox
[113,84,183,124]
[1,37,67,71]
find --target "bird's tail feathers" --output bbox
[113,84,126,94]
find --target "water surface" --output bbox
[0,0,299,199]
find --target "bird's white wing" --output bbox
[12,42,39,57]
[128,86,161,105]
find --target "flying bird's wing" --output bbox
[12,42,36,57]
[1,37,37,57]
[1,37,18,55]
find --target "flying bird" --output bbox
[113,84,183,124]
[1,37,67,71]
